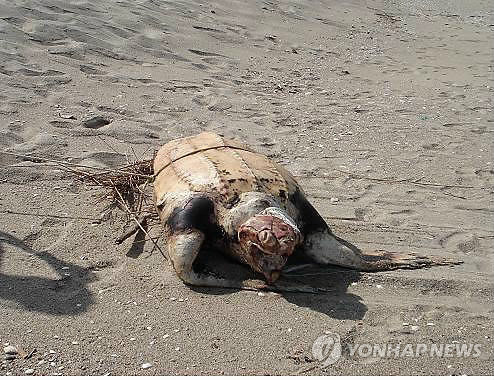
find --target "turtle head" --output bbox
[238,213,301,284]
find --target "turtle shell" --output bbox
[153,132,301,209]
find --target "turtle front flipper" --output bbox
[303,229,462,271]
[293,190,462,271]
[163,195,222,285]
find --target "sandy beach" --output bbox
[1,0,493,375]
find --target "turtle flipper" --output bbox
[356,250,463,271]
[166,229,204,279]
[166,229,245,289]
[302,229,462,271]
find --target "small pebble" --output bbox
[71,341,79,345]
[129,338,136,341]
[402,322,410,326]
[170,297,177,301]
[82,116,111,129]
[175,347,180,351]
[3,345,17,355]
[411,325,419,331]
[376,284,383,289]
[37,360,46,366]
[141,362,153,369]
[330,197,339,203]
[257,292,265,297]
[25,369,35,375]
[426,322,435,326]
[49,350,56,354]
[163,334,169,339]
[59,114,76,120]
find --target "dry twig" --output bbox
[2,150,161,247]
[111,180,167,261]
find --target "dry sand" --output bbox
[0,0,493,376]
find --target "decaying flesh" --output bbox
[237,214,301,283]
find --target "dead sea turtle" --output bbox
[153,132,459,291]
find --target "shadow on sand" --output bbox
[185,244,367,321]
[0,230,96,315]
[110,229,367,321]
